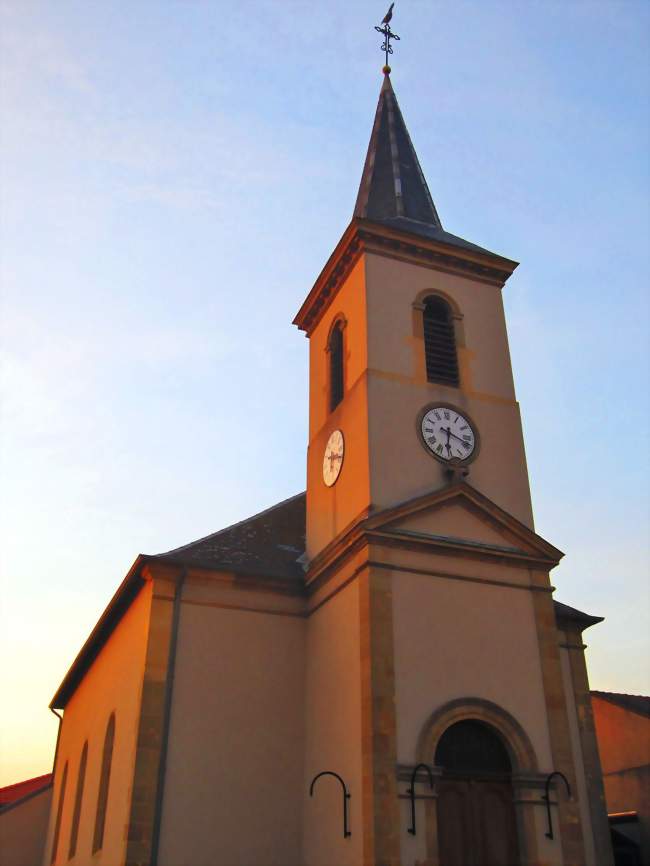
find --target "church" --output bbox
[33,60,615,866]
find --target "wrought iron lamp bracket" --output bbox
[309,771,351,838]
[541,770,571,840]
[406,762,435,836]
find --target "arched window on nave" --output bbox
[93,713,116,853]
[68,742,88,859]
[50,760,68,864]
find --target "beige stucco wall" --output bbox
[392,568,552,763]
[157,575,306,866]
[43,580,152,866]
[364,252,534,528]
[0,787,51,866]
[307,256,370,559]
[302,576,364,866]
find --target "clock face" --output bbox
[419,405,478,464]
[323,429,344,487]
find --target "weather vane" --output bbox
[375,3,400,73]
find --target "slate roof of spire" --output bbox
[354,73,501,259]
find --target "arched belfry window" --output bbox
[423,296,459,387]
[328,321,344,411]
[93,714,116,853]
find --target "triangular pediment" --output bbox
[366,483,563,566]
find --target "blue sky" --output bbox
[1,0,648,785]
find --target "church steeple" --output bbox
[354,73,442,229]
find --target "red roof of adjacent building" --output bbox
[0,773,52,806]
[591,691,650,719]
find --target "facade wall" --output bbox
[158,575,306,866]
[302,575,364,866]
[43,581,152,866]
[0,787,51,866]
[390,554,562,866]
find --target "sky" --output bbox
[0,0,648,787]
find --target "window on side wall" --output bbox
[93,714,116,853]
[329,321,344,411]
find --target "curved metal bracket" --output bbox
[407,763,434,836]
[309,771,351,838]
[542,770,571,840]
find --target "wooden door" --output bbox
[435,720,521,866]
[437,778,520,866]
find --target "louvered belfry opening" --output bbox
[329,323,344,411]
[423,296,459,386]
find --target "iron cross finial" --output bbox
[375,3,400,73]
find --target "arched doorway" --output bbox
[435,720,521,866]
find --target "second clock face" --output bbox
[420,406,477,463]
[323,429,345,487]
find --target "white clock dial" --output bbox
[420,406,478,464]
[322,429,345,487]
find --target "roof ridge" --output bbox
[591,689,650,700]
[0,773,52,793]
[590,690,650,718]
[388,84,441,226]
[157,491,306,557]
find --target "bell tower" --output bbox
[295,69,605,866]
[295,72,533,562]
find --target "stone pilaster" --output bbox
[125,565,180,866]
[531,581,587,866]
[359,565,401,866]
[564,625,614,866]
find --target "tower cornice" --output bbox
[293,217,519,335]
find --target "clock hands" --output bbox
[442,426,471,446]
[327,451,342,467]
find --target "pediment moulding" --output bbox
[304,482,563,590]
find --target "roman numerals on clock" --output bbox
[418,405,478,465]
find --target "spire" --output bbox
[354,74,442,229]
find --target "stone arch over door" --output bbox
[415,698,540,866]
